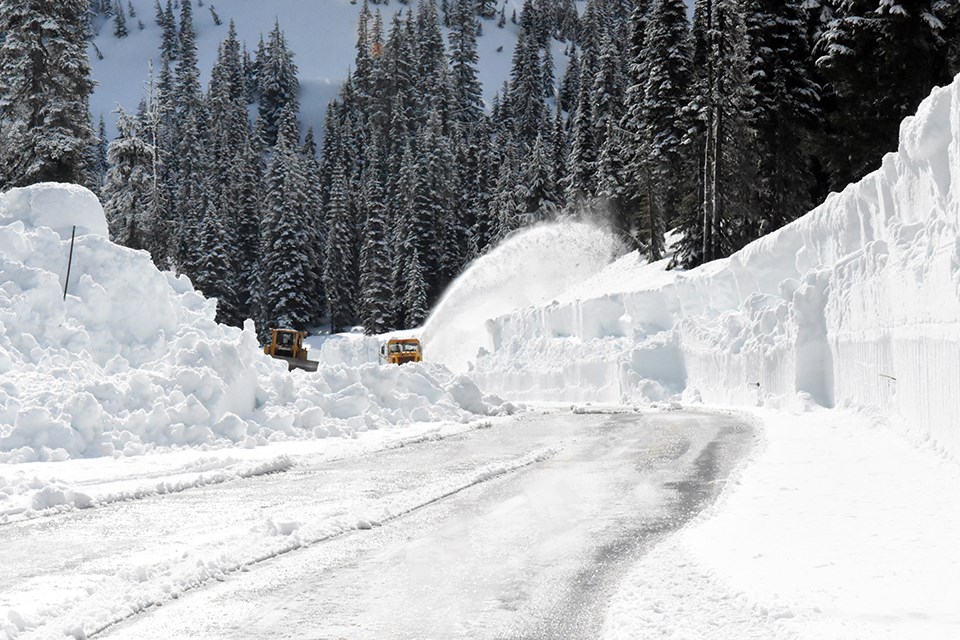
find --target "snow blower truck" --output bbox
[264,329,319,372]
[379,337,423,365]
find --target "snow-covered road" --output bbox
[2,410,751,639]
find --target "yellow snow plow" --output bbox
[380,338,423,365]
[264,329,319,372]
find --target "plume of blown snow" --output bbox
[421,222,623,373]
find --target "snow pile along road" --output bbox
[471,74,960,457]
[0,183,503,464]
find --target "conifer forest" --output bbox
[0,0,957,336]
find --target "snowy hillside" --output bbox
[89,0,533,138]
[462,73,960,458]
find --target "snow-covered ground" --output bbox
[3,60,960,640]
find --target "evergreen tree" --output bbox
[642,0,693,260]
[194,185,242,325]
[448,0,485,129]
[324,163,357,333]
[301,128,327,325]
[814,0,951,190]
[103,109,156,251]
[0,0,96,189]
[261,105,315,331]
[619,0,654,255]
[675,0,754,266]
[358,143,395,334]
[113,0,128,37]
[161,0,179,61]
[258,21,301,146]
[403,248,429,328]
[742,0,821,238]
[507,2,549,146]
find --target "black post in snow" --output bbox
[63,225,76,300]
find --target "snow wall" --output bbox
[472,74,960,456]
[0,184,507,462]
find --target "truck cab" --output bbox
[380,338,423,365]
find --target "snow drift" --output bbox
[0,184,502,462]
[472,74,960,456]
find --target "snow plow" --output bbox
[264,329,319,372]
[379,338,423,365]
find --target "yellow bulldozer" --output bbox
[264,329,319,372]
[379,337,423,365]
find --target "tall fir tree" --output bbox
[448,0,485,130]
[260,105,315,331]
[814,0,951,191]
[258,21,301,146]
[324,162,357,333]
[642,0,693,260]
[0,0,96,189]
[103,108,157,251]
[741,0,821,238]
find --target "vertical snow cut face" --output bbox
[420,221,623,373]
[474,74,960,457]
[0,185,500,463]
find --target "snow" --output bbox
[2,18,960,640]
[0,183,502,466]
[602,406,960,639]
[471,74,960,460]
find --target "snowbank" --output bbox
[0,184,502,463]
[469,74,960,457]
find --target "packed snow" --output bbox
[0,182,506,471]
[470,74,960,460]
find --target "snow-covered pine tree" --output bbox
[199,22,249,325]
[302,128,327,326]
[488,137,523,246]
[814,0,951,191]
[323,162,357,334]
[173,109,207,276]
[402,248,429,328]
[642,0,693,260]
[507,1,549,147]
[558,45,580,114]
[194,182,242,325]
[741,0,821,238]
[414,0,446,107]
[0,0,96,189]
[103,108,156,251]
[565,50,598,206]
[258,21,300,147]
[589,27,626,183]
[409,107,456,298]
[448,0,485,130]
[358,141,395,335]
[113,0,128,37]
[619,0,654,256]
[675,0,754,267]
[260,105,316,332]
[161,0,179,61]
[556,0,580,41]
[521,127,561,223]
[171,0,207,276]
[236,121,266,324]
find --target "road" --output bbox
[1,409,752,639]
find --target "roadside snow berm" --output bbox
[263,328,319,372]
